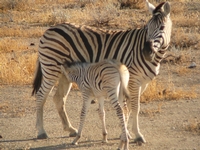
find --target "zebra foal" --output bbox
[32,0,172,144]
[61,60,130,150]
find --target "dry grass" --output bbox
[140,103,163,117]
[183,119,200,135]
[0,0,33,11]
[141,79,197,103]
[171,28,200,49]
[0,52,37,85]
[0,0,199,102]
[0,26,43,38]
[0,38,31,53]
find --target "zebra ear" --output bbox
[162,2,170,16]
[145,0,155,14]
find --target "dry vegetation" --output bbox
[183,119,200,135]
[0,0,200,105]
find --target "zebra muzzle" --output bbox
[143,41,154,62]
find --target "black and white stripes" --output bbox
[32,1,172,145]
[61,60,130,149]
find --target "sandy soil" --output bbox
[0,82,199,150]
[1,1,200,150]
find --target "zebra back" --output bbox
[61,60,130,98]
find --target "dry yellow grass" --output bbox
[0,38,30,53]
[0,52,37,85]
[0,0,199,102]
[141,79,197,103]
[0,26,43,38]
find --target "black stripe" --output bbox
[94,32,102,62]
[40,40,44,44]
[104,31,122,59]
[39,51,62,65]
[113,30,130,59]
[98,80,102,89]
[99,66,115,76]
[137,31,154,76]
[121,30,136,64]
[42,69,58,78]
[43,34,70,52]
[77,29,93,62]
[43,78,53,87]
[40,46,68,58]
[49,28,86,62]
[140,47,156,76]
[125,51,133,68]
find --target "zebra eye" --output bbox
[159,26,165,30]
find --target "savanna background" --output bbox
[0,0,200,149]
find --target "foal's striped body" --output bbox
[61,59,130,149]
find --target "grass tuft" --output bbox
[141,80,197,103]
[0,0,33,11]
[184,119,200,135]
[0,52,37,85]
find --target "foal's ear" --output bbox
[162,2,171,16]
[145,0,155,14]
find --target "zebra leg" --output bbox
[129,83,146,143]
[53,74,78,137]
[109,90,129,150]
[36,92,49,139]
[115,102,129,150]
[122,100,132,140]
[36,80,55,139]
[98,97,108,143]
[72,94,92,145]
[118,90,132,140]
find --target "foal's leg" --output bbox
[118,88,131,140]
[98,97,108,143]
[108,88,129,150]
[72,93,92,145]
[53,74,77,137]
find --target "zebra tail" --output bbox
[32,60,42,96]
[118,64,130,100]
[122,84,130,100]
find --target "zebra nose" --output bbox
[143,41,153,61]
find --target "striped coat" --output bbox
[32,1,172,144]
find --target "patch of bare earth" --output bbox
[0,79,199,150]
[0,0,200,150]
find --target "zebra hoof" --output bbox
[133,136,146,145]
[37,133,48,139]
[72,141,78,145]
[102,140,108,143]
[69,131,78,137]
[91,99,97,104]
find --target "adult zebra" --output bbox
[32,0,172,144]
[61,59,130,149]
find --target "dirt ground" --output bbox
[0,1,200,150]
[0,72,200,150]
